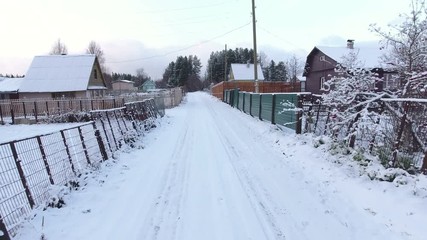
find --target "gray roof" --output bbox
[20,54,98,93]
[0,77,24,93]
[316,46,385,68]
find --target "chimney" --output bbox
[347,39,354,49]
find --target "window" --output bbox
[94,69,98,79]
[320,77,325,90]
[320,55,326,61]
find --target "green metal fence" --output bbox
[223,90,305,133]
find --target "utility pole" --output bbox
[224,44,228,82]
[251,0,259,93]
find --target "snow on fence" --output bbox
[0,98,162,239]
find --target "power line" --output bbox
[107,22,251,64]
[258,25,308,53]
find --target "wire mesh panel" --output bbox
[40,132,74,186]
[79,124,103,166]
[0,144,31,237]
[14,139,50,207]
[63,128,90,173]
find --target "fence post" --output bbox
[0,213,11,240]
[296,95,303,134]
[113,98,116,109]
[46,101,49,117]
[78,127,91,165]
[113,111,124,136]
[249,94,253,116]
[0,104,3,124]
[271,94,276,124]
[99,118,113,153]
[60,130,76,175]
[91,99,94,110]
[10,108,14,125]
[22,102,27,119]
[106,113,119,150]
[80,100,83,112]
[9,142,35,208]
[36,136,54,185]
[421,152,427,174]
[259,94,263,120]
[392,102,409,167]
[34,101,38,123]
[92,122,108,161]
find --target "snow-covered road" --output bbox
[16,92,426,240]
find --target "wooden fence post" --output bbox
[421,152,427,174]
[34,101,38,123]
[10,108,14,125]
[9,142,35,208]
[45,101,49,117]
[296,95,303,134]
[259,94,263,120]
[36,136,54,185]
[0,104,3,124]
[77,127,91,165]
[22,102,27,118]
[60,130,76,175]
[392,102,409,167]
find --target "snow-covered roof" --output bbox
[20,54,97,93]
[0,77,24,93]
[316,46,385,68]
[230,63,265,81]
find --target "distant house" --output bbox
[0,77,24,100]
[19,54,107,99]
[112,79,137,93]
[229,63,265,81]
[303,40,398,94]
[140,80,156,92]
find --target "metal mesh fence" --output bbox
[0,99,162,239]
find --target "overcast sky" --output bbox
[0,0,410,79]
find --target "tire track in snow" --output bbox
[140,112,193,240]
[205,98,287,240]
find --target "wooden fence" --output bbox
[212,81,301,100]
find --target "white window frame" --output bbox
[320,55,326,61]
[320,76,325,90]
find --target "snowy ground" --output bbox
[13,92,427,240]
[0,123,83,144]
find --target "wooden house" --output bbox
[19,54,107,99]
[303,40,398,94]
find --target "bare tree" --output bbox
[286,54,304,83]
[86,41,108,74]
[370,0,427,79]
[49,39,68,55]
